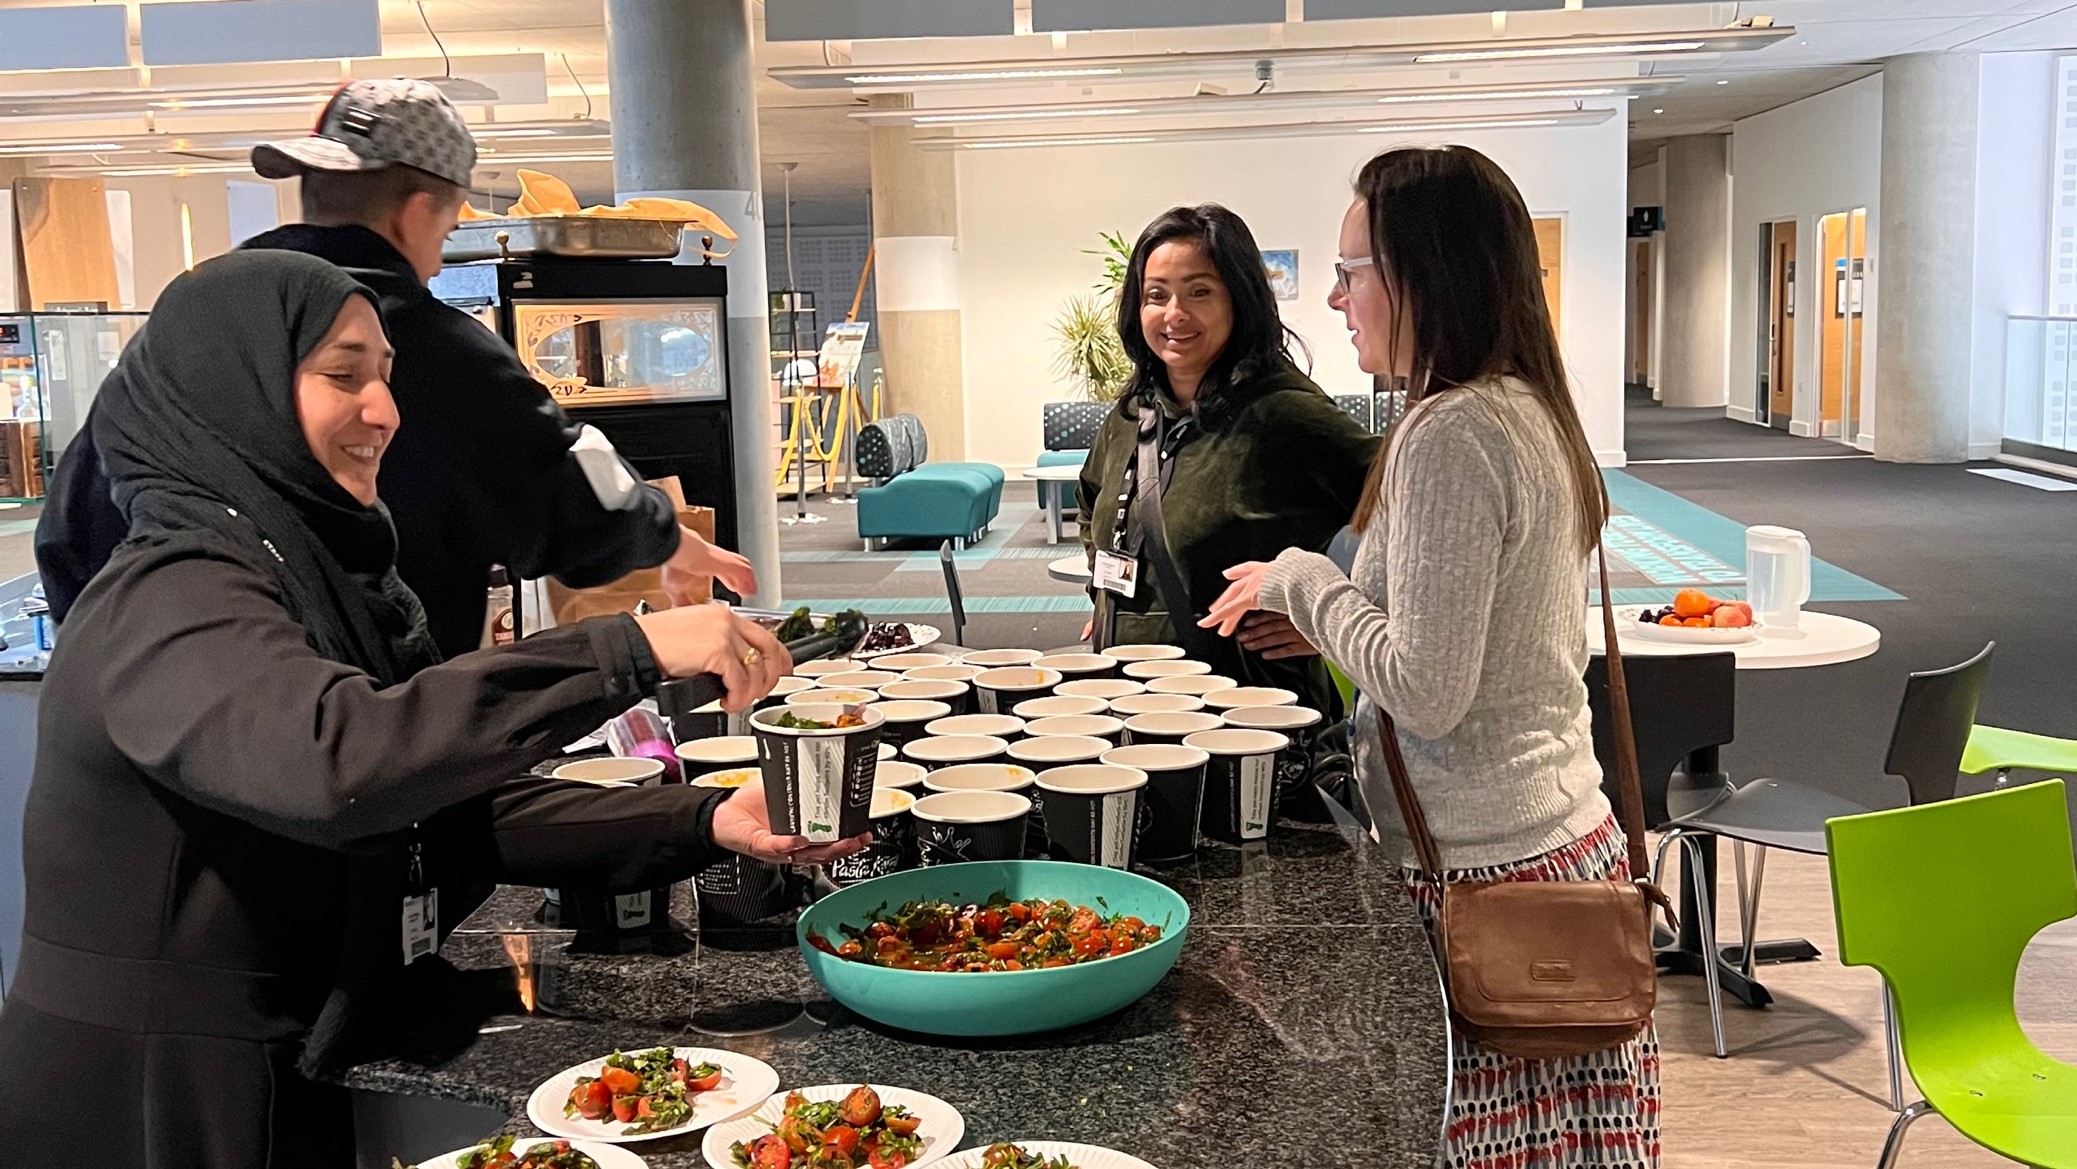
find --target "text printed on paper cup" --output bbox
[1101,792,1137,868]
[1240,755,1275,840]
[797,738,847,842]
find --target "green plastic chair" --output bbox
[1962,725,2077,782]
[1827,779,2077,1168]
[1327,661,1357,715]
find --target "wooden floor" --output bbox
[1651,836,2077,1168]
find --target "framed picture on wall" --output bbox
[1261,250,1300,301]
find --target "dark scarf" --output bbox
[92,250,455,1079]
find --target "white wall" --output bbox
[953,111,1632,466]
[1727,74,1884,440]
[1972,52,2055,460]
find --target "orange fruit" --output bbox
[1684,617,1711,628]
[1673,589,1716,619]
[1660,615,1683,627]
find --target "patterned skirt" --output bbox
[1400,816,1663,1169]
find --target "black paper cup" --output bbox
[679,677,815,740]
[971,667,1064,715]
[872,699,953,749]
[1185,728,1291,845]
[924,762,1043,857]
[1223,704,1325,818]
[1100,643,1188,665]
[879,678,972,717]
[910,790,1032,866]
[923,713,1026,743]
[961,649,1043,668]
[819,669,903,692]
[1024,714,1126,746]
[551,757,667,787]
[1101,743,1209,863]
[878,743,897,762]
[875,760,929,791]
[675,735,758,774]
[1036,764,1148,869]
[826,787,917,886]
[694,851,794,925]
[787,688,882,709]
[750,704,885,844]
[1123,659,1213,682]
[1033,652,1120,684]
[1203,686,1301,713]
[1144,673,1238,698]
[1123,710,1225,747]
[873,652,954,672]
[1109,692,1205,718]
[1008,734,1112,773]
[1012,695,1109,721]
[1055,678,1145,703]
[689,766,761,791]
[902,734,1012,770]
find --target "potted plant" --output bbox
[1050,231,1132,403]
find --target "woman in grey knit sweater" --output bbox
[1203,146,1661,1168]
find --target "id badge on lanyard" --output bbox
[1093,549,1138,598]
[401,828,438,966]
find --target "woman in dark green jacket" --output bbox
[1077,204,1378,718]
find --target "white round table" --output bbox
[1588,609,1881,670]
[1048,554,1093,585]
[1021,465,1083,544]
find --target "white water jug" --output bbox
[1746,525,1812,630]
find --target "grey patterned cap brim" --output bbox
[251,136,386,181]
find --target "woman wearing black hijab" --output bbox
[0,251,860,1165]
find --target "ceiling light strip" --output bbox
[921,110,1612,150]
[1414,41,1705,63]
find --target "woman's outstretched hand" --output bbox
[1201,561,1272,638]
[711,781,872,866]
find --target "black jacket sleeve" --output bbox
[422,305,681,586]
[33,418,129,624]
[73,537,656,851]
[481,777,726,891]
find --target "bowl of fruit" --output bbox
[1628,589,1759,645]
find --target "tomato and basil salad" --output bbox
[731,1085,924,1169]
[808,894,1164,973]
[980,1144,1080,1169]
[394,1136,599,1169]
[563,1046,722,1136]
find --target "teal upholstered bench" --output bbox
[855,415,1006,551]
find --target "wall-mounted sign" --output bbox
[1628,206,1664,238]
[1849,258,1865,316]
[1834,258,1850,318]
[1785,260,1796,318]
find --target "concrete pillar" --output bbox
[604,0,780,604]
[1658,135,1731,408]
[869,95,967,458]
[1874,52,1980,463]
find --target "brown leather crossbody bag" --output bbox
[1376,547,1672,1061]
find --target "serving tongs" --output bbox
[654,610,870,737]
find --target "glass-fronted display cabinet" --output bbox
[428,257,740,549]
[0,312,148,502]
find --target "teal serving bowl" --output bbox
[796,859,1190,1037]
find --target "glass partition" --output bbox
[0,311,148,501]
[2004,316,2077,453]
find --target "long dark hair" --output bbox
[1347,146,1607,550]
[1115,204,1309,429]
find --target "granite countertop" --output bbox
[349,821,1448,1169]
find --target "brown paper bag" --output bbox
[544,477,716,624]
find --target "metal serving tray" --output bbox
[442,216,685,262]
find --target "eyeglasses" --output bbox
[1333,255,1375,291]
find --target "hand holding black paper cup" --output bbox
[750,703,885,844]
[1036,764,1148,869]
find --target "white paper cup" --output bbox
[1012,695,1109,720]
[1145,674,1239,697]
[1036,764,1148,869]
[1124,659,1214,680]
[794,659,860,678]
[961,649,1044,668]
[1123,710,1225,747]
[1025,714,1126,745]
[675,735,759,768]
[903,664,985,683]
[1008,734,1112,772]
[971,667,1064,715]
[910,790,1032,865]
[818,670,903,692]
[924,713,1027,741]
[873,699,955,748]
[1101,743,1211,862]
[923,762,1037,795]
[1033,652,1120,682]
[690,766,761,790]
[787,688,882,708]
[874,760,930,790]
[877,743,897,761]
[878,678,971,716]
[902,734,1012,769]
[750,703,887,843]
[1055,678,1146,702]
[871,652,953,672]
[1100,644,1188,663]
[1203,686,1301,711]
[1223,704,1325,812]
[1110,692,1206,717]
[1185,727,1290,844]
[552,757,667,787]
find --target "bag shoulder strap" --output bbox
[1375,541,1653,885]
[1131,410,1225,663]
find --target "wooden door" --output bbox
[10,177,119,311]
[1770,221,1797,426]
[1533,216,1563,338]
[1819,212,1849,429]
[1629,237,1653,383]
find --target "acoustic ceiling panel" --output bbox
[765,0,1016,42]
[140,0,382,67]
[1306,0,1563,16]
[1034,0,1288,32]
[0,6,130,72]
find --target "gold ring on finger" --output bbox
[741,646,762,667]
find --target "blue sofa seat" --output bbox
[854,415,1004,550]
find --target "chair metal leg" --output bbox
[1740,845,1768,978]
[1884,984,1905,1112]
[1874,1100,1934,1169]
[1666,829,1728,1058]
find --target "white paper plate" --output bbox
[414,1139,648,1169]
[933,1142,1158,1169]
[701,1084,965,1169]
[857,623,943,659]
[1620,606,1760,646]
[526,1047,779,1145]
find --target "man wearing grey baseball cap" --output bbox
[38,78,755,659]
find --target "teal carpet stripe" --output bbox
[1603,470,1903,603]
[0,520,35,539]
[779,595,1094,615]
